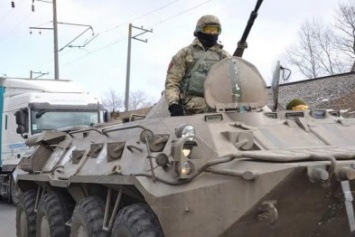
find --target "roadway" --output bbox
[0,199,16,236]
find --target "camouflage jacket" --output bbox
[164,38,230,106]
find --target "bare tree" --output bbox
[286,18,347,79]
[128,90,155,110]
[102,89,155,112]
[287,19,321,79]
[102,89,123,112]
[334,0,355,70]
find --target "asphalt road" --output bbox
[0,199,16,236]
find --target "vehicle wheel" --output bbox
[36,192,74,237]
[16,189,37,237]
[111,203,164,237]
[10,175,21,205]
[70,196,107,237]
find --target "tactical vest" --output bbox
[181,47,221,97]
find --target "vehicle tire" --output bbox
[10,175,21,205]
[70,196,107,237]
[111,203,164,237]
[16,189,37,237]
[36,192,74,237]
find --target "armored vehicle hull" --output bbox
[15,57,355,237]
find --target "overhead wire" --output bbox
[42,0,181,70]
[0,2,46,42]
[99,0,180,35]
[8,0,215,77]
[150,0,214,27]
[60,0,180,58]
[0,8,13,25]
[0,0,25,24]
[60,0,215,68]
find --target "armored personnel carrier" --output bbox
[15,57,355,237]
[15,2,355,237]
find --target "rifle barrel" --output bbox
[233,0,264,57]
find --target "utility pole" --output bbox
[30,1,95,80]
[125,24,152,111]
[52,0,59,80]
[29,0,60,80]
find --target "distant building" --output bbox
[267,72,355,112]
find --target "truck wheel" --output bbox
[10,175,21,205]
[16,189,37,237]
[111,203,164,237]
[70,197,107,237]
[36,192,74,237]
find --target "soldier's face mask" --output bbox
[202,25,221,35]
[197,32,219,48]
[292,104,309,111]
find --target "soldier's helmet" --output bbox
[194,15,222,36]
[286,99,308,111]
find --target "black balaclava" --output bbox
[196,32,218,49]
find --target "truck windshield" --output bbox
[31,110,99,134]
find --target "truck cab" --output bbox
[0,77,105,204]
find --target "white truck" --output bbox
[0,77,106,204]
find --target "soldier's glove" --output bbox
[169,103,184,116]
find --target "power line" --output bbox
[0,0,25,24]
[0,13,32,42]
[99,0,179,35]
[0,8,13,24]
[60,38,126,68]
[0,3,46,43]
[150,0,214,27]
[60,0,215,68]
[42,0,181,69]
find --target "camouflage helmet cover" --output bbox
[194,15,222,36]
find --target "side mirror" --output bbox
[15,109,29,134]
[103,110,110,122]
[15,110,26,126]
[271,61,292,111]
[16,125,26,134]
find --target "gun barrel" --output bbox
[233,0,264,57]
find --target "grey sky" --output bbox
[0,0,342,101]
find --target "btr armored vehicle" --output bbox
[15,55,355,237]
[15,1,355,236]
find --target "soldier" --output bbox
[165,15,230,116]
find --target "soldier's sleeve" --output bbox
[164,48,188,105]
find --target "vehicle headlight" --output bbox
[175,124,195,138]
[182,148,192,157]
[171,131,202,179]
[181,161,193,175]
